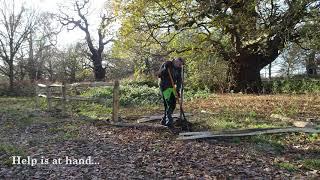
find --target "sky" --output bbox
[24,0,114,48]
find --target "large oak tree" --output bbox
[59,0,115,81]
[118,0,320,92]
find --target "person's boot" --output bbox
[160,117,166,125]
[165,117,173,128]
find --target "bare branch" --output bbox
[0,65,8,76]
[0,38,9,61]
[103,38,114,45]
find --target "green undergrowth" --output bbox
[276,162,298,172]
[249,135,286,154]
[80,85,213,107]
[264,78,320,94]
[302,159,320,170]
[274,159,320,172]
[193,110,290,132]
[69,102,112,120]
[0,143,27,166]
[81,85,162,107]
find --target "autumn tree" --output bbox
[118,0,320,93]
[58,0,115,81]
[61,42,92,82]
[112,29,164,79]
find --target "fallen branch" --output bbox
[110,122,168,129]
[69,82,114,87]
[93,120,169,130]
[137,113,192,123]
[177,127,320,140]
[200,110,218,115]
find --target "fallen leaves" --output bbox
[0,97,320,179]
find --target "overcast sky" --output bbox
[24,0,113,48]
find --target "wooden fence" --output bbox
[35,81,120,122]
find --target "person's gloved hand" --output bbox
[176,91,180,98]
[166,62,173,69]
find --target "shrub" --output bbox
[184,87,212,100]
[81,84,162,107]
[0,80,35,96]
[263,77,320,94]
[81,83,213,107]
[121,77,159,87]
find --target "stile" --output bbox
[37,81,120,115]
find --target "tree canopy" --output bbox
[115,0,320,92]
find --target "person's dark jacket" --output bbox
[158,61,182,93]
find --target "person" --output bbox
[157,57,184,127]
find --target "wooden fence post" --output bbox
[35,83,39,110]
[46,85,52,111]
[61,82,66,112]
[112,80,120,122]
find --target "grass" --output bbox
[276,159,320,172]
[250,135,285,154]
[185,94,320,132]
[47,122,84,141]
[0,97,35,111]
[32,89,320,131]
[186,94,320,119]
[0,143,26,166]
[2,94,319,132]
[307,133,319,142]
[0,97,84,143]
[193,110,289,132]
[0,98,44,129]
[276,162,298,172]
[69,102,112,120]
[61,123,81,140]
[302,159,320,170]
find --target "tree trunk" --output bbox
[70,68,76,83]
[306,51,317,76]
[268,63,272,80]
[28,32,37,82]
[227,55,262,93]
[9,62,14,93]
[91,52,105,81]
[48,60,54,81]
[94,64,106,81]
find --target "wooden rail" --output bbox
[35,81,120,122]
[177,127,320,140]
